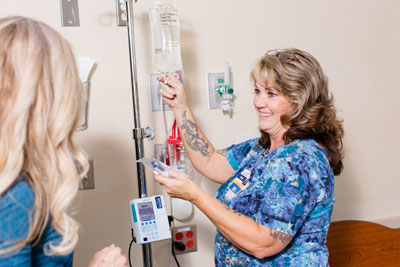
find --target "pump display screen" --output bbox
[138,201,155,221]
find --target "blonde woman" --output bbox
[156,48,344,266]
[0,16,126,266]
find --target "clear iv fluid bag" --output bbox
[149,0,183,72]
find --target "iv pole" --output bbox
[124,0,153,266]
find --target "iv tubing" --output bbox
[156,88,168,161]
[160,75,169,138]
[160,78,174,267]
[158,75,174,267]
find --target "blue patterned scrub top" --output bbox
[214,138,335,266]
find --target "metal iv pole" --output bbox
[123,0,153,266]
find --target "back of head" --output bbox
[251,48,344,175]
[0,16,88,256]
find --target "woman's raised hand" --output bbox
[157,73,188,110]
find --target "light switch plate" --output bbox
[115,0,127,27]
[60,0,80,27]
[79,160,94,190]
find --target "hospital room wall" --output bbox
[1,0,400,266]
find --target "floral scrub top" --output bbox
[214,138,335,267]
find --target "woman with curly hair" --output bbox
[155,48,344,266]
[0,16,126,266]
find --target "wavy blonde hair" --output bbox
[251,48,344,175]
[0,16,88,255]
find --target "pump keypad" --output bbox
[140,220,160,241]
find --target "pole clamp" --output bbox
[133,125,155,141]
[133,128,144,140]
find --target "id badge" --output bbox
[225,168,251,201]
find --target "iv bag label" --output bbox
[149,1,183,72]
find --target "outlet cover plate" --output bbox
[60,0,80,27]
[172,224,198,255]
[79,160,94,190]
[115,0,127,26]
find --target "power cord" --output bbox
[128,216,183,267]
[172,242,183,267]
[128,228,135,267]
[168,215,183,267]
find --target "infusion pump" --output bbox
[129,195,171,244]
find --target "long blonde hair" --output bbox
[0,16,88,255]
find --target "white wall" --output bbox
[1,0,400,266]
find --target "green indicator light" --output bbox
[218,78,224,83]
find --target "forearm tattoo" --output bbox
[225,206,242,216]
[225,206,292,246]
[269,229,293,245]
[181,111,210,157]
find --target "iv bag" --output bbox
[149,0,183,72]
[137,157,174,177]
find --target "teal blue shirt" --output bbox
[214,138,335,266]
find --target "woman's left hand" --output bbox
[154,170,200,201]
[88,244,127,267]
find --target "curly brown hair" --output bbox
[250,48,344,175]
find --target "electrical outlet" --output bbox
[206,72,233,109]
[115,0,127,27]
[79,160,94,190]
[172,224,197,255]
